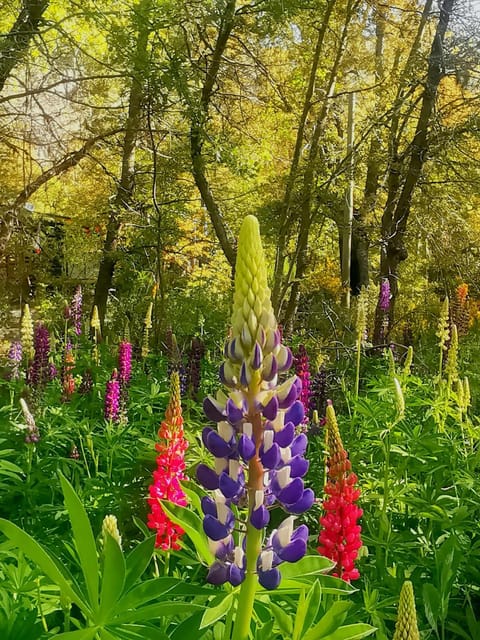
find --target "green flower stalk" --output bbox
[393,378,405,418]
[21,303,34,361]
[393,581,420,640]
[354,289,367,399]
[142,302,153,358]
[403,346,413,377]
[436,297,450,377]
[90,306,101,365]
[445,323,459,387]
[197,216,313,640]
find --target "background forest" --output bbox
[1,0,480,343]
[1,1,480,640]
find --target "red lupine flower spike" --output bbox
[147,371,188,550]
[317,400,362,582]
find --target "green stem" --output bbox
[354,332,361,400]
[231,523,262,640]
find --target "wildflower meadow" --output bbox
[1,214,479,640]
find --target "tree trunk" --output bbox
[190,0,237,270]
[282,0,358,332]
[271,0,337,311]
[373,0,456,342]
[92,0,151,332]
[0,0,49,94]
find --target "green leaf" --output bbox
[0,518,86,613]
[59,473,99,611]
[299,581,322,638]
[322,623,376,640]
[279,556,335,580]
[160,501,213,565]
[270,600,293,636]
[302,601,351,640]
[112,601,204,625]
[169,611,207,640]
[52,628,99,640]
[423,583,440,632]
[200,591,234,629]
[124,535,156,592]
[99,533,126,622]
[115,577,208,613]
[293,589,307,640]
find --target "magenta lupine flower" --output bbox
[8,341,23,380]
[294,345,311,427]
[186,336,205,400]
[196,217,314,591]
[105,369,121,422]
[118,341,132,386]
[29,324,52,388]
[379,278,391,312]
[71,285,83,336]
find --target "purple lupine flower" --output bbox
[105,369,120,422]
[118,341,132,386]
[71,285,83,336]
[28,324,52,388]
[310,366,328,421]
[8,341,23,380]
[186,336,205,400]
[197,216,314,591]
[379,278,391,312]
[294,344,311,428]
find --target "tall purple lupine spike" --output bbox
[71,285,83,336]
[28,325,53,388]
[197,216,314,595]
[379,278,391,312]
[294,344,311,429]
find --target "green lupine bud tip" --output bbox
[231,215,276,341]
[393,581,419,640]
[102,514,122,548]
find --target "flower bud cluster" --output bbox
[28,325,55,388]
[147,372,188,550]
[62,341,76,400]
[197,216,314,590]
[104,369,120,422]
[294,344,311,428]
[317,402,362,582]
[71,285,83,336]
[20,398,40,444]
[8,341,22,380]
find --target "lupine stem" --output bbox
[354,332,361,399]
[232,400,263,640]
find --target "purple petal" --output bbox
[202,427,213,448]
[262,395,279,421]
[214,536,235,560]
[206,431,233,458]
[290,434,308,457]
[219,471,244,499]
[277,346,293,372]
[284,488,315,514]
[203,514,232,541]
[250,505,270,529]
[228,565,245,587]
[276,477,304,505]
[274,422,295,448]
[229,338,243,363]
[262,354,278,382]
[260,442,281,470]
[201,496,217,517]
[289,456,309,477]
[207,562,228,585]
[240,362,250,387]
[285,401,304,426]
[258,567,281,590]
[196,464,219,490]
[238,434,256,461]
[277,383,299,409]
[204,397,225,422]
[252,342,263,370]
[276,536,307,563]
[226,399,244,424]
